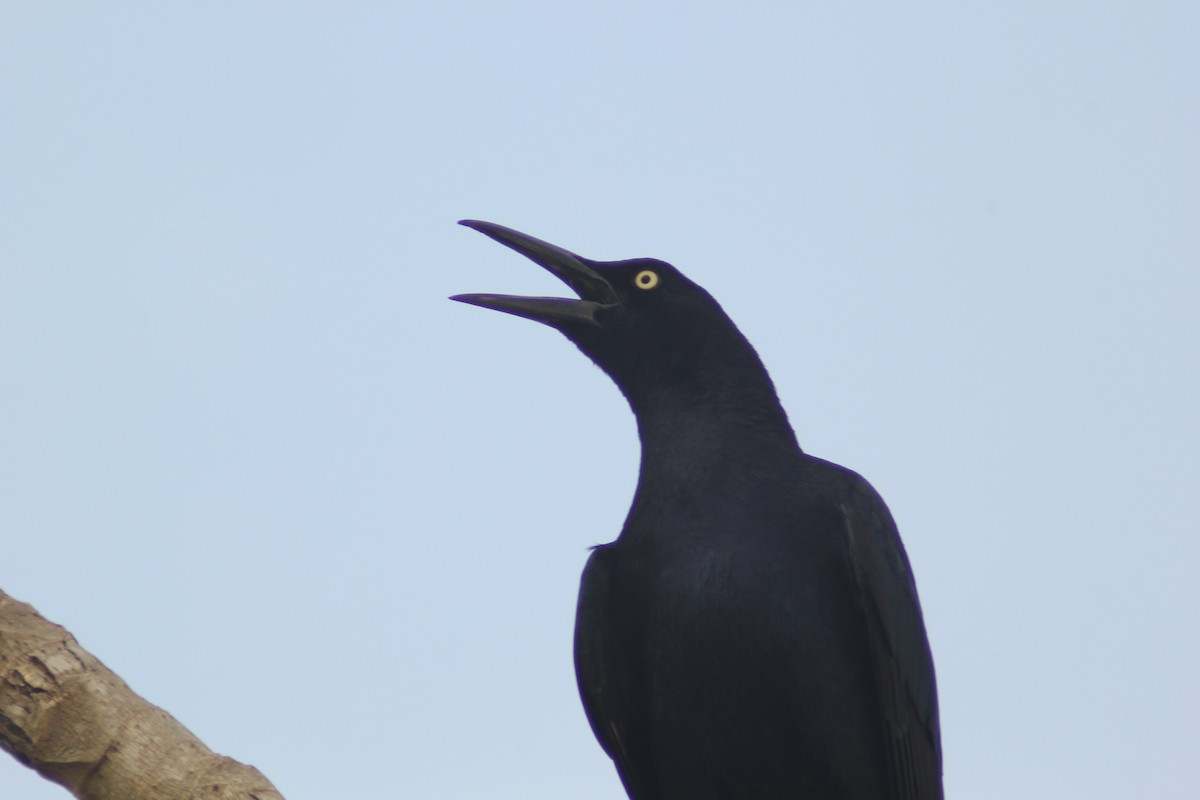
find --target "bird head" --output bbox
[452,219,797,447]
[451,220,744,399]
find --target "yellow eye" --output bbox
[634,269,660,291]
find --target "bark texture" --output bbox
[0,589,283,800]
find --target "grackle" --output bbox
[452,221,942,800]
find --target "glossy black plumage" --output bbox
[453,221,942,800]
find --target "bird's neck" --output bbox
[635,388,798,461]
[626,365,802,507]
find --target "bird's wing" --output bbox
[574,547,655,800]
[841,478,944,800]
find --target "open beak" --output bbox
[451,220,619,328]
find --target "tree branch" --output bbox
[0,589,283,800]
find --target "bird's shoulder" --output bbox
[795,456,915,578]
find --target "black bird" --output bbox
[452,221,942,800]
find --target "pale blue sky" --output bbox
[2,3,1197,799]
